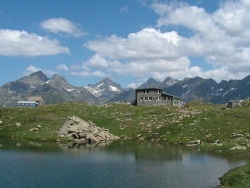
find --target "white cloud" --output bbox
[72,0,250,87]
[85,54,109,68]
[40,18,85,37]
[70,70,107,77]
[120,6,129,13]
[85,28,181,60]
[57,64,69,71]
[0,29,69,56]
[23,65,56,77]
[149,0,250,79]
[127,82,142,89]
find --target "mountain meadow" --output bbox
[0,100,250,186]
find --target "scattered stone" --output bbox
[229,146,247,150]
[0,120,2,124]
[186,140,202,146]
[29,128,39,132]
[16,122,22,127]
[37,125,42,129]
[202,118,209,121]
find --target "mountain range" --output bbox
[0,71,250,107]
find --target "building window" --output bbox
[139,97,143,101]
[145,97,148,101]
[156,97,160,101]
[149,97,153,101]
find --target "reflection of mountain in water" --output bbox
[105,142,188,162]
[134,144,183,161]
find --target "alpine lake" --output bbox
[0,139,249,188]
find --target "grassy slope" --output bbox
[0,101,250,187]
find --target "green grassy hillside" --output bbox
[0,101,249,149]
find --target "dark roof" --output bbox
[135,87,162,91]
[162,92,183,100]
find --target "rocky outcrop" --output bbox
[58,116,119,143]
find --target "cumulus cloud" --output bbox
[40,18,85,37]
[151,0,250,76]
[79,0,250,87]
[70,70,107,77]
[85,28,181,60]
[120,6,129,13]
[57,64,69,71]
[23,65,56,76]
[0,29,69,56]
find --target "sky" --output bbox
[0,0,250,88]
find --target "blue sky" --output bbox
[0,0,250,88]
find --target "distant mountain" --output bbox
[162,75,250,104]
[84,77,124,103]
[108,88,135,103]
[137,77,177,89]
[0,71,100,107]
[112,75,250,104]
[1,71,250,107]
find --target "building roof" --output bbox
[17,101,37,104]
[27,96,43,101]
[135,87,162,91]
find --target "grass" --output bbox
[0,101,250,148]
[218,162,250,188]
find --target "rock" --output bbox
[202,118,209,121]
[29,128,39,131]
[37,125,42,128]
[58,116,119,144]
[186,140,202,146]
[16,122,22,127]
[86,134,97,142]
[229,146,247,150]
[0,120,2,124]
[78,132,87,138]
[68,125,78,133]
[71,116,81,123]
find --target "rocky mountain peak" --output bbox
[84,77,123,100]
[163,77,177,86]
[19,71,49,88]
[29,71,48,81]
[49,74,75,92]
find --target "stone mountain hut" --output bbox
[135,88,183,106]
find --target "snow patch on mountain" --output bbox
[222,88,237,97]
[84,77,123,100]
[109,86,120,92]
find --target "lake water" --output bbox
[0,140,249,188]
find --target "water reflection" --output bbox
[1,138,249,163]
[0,139,249,188]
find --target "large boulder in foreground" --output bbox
[58,116,119,143]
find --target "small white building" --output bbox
[17,101,38,107]
[17,96,45,107]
